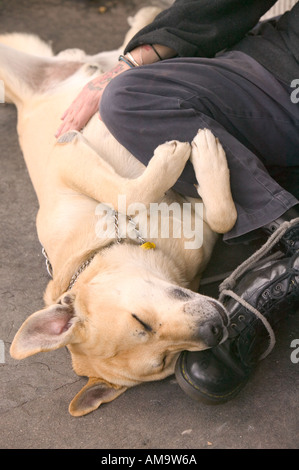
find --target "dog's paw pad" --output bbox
[57,130,79,144]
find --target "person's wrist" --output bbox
[125,44,176,67]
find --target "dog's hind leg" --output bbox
[55,131,191,210]
[0,41,82,107]
[191,128,237,233]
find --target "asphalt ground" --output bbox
[0,0,298,450]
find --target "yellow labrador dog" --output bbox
[1,7,236,416]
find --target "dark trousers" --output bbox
[100,51,299,241]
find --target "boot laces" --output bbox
[219,218,299,360]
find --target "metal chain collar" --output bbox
[42,210,147,290]
[112,210,146,245]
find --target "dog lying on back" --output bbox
[0,7,236,416]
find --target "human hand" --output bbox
[55,61,130,138]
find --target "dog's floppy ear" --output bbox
[10,294,83,360]
[69,378,127,416]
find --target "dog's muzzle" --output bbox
[193,301,229,348]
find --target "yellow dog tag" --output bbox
[140,242,156,250]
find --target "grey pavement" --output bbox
[0,0,298,450]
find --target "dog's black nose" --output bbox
[196,301,228,347]
[184,298,228,347]
[197,321,224,347]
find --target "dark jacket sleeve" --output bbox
[124,0,278,57]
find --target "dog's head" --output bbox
[10,247,228,416]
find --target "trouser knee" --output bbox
[100,70,134,129]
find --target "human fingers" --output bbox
[55,103,97,138]
[55,120,74,138]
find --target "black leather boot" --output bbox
[175,214,299,404]
[262,206,299,255]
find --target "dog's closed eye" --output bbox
[131,313,152,332]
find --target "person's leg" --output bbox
[101,50,299,402]
[101,51,299,241]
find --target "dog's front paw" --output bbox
[191,128,237,233]
[139,140,191,202]
[191,128,228,176]
[152,140,191,180]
